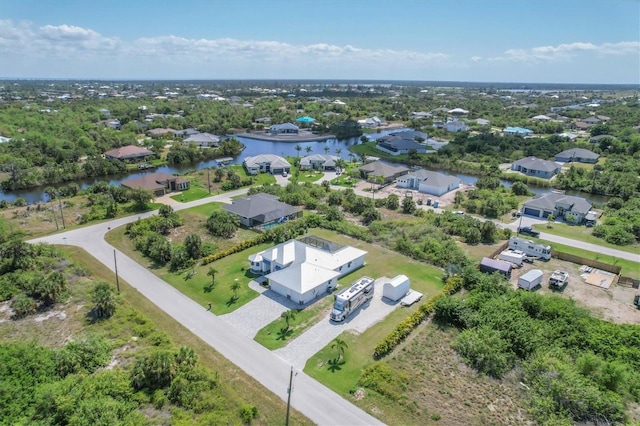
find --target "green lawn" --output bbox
[170,185,211,202]
[254,297,334,350]
[292,169,325,183]
[182,201,226,217]
[226,164,277,185]
[533,222,640,255]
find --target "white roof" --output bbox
[259,239,367,295]
[520,269,543,282]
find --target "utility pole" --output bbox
[285,366,297,426]
[51,203,59,230]
[58,197,66,229]
[113,249,120,294]
[207,167,211,194]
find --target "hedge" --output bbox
[373,276,463,359]
[199,234,269,265]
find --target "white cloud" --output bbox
[489,41,640,62]
[470,56,482,62]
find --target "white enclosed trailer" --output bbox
[382,275,410,302]
[499,250,525,266]
[518,269,544,291]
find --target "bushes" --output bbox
[357,362,408,401]
[200,234,269,265]
[373,277,463,359]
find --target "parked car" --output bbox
[518,226,540,237]
[282,171,288,177]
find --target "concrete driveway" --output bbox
[274,277,399,369]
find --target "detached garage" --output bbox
[518,269,543,291]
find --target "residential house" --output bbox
[248,235,367,305]
[582,116,601,125]
[254,117,272,124]
[522,192,593,224]
[572,121,592,130]
[269,123,299,135]
[121,172,190,197]
[554,148,599,164]
[104,145,154,163]
[357,116,384,127]
[445,120,469,132]
[531,115,551,122]
[358,161,410,183]
[184,132,221,148]
[375,135,427,156]
[243,154,291,175]
[147,128,178,137]
[475,118,491,126]
[396,169,461,196]
[409,111,432,119]
[447,108,469,116]
[511,156,561,179]
[503,126,534,137]
[590,134,617,144]
[223,193,302,228]
[299,154,339,171]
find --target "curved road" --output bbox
[29,183,638,425]
[30,189,383,426]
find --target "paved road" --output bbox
[31,191,384,426]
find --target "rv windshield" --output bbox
[333,302,345,312]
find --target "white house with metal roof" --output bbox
[248,236,367,305]
[396,169,461,196]
[243,154,291,175]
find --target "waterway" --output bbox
[0,128,610,206]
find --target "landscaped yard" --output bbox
[170,185,211,202]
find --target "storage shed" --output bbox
[479,257,512,279]
[518,269,543,291]
[383,275,410,302]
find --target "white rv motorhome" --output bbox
[508,237,551,260]
[330,276,375,322]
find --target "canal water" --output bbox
[0,128,610,206]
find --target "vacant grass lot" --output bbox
[305,323,533,425]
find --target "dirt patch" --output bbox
[510,259,639,325]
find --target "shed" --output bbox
[479,257,512,279]
[382,275,410,301]
[518,269,543,291]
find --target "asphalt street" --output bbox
[31,190,384,426]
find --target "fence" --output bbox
[617,276,640,289]
[551,250,622,275]
[487,241,509,260]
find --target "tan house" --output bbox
[122,172,190,197]
[104,145,154,163]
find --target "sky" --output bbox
[1,0,639,84]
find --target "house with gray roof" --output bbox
[243,154,291,175]
[511,156,561,179]
[269,122,299,135]
[299,154,339,171]
[358,161,410,183]
[375,135,427,156]
[522,192,593,224]
[590,134,617,144]
[554,148,599,164]
[184,132,221,148]
[223,193,302,228]
[396,169,461,196]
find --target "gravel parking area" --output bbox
[274,277,399,369]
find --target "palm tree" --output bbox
[332,337,348,361]
[295,144,302,158]
[92,281,117,319]
[280,309,296,332]
[305,146,313,154]
[230,281,241,300]
[207,267,218,287]
[324,146,330,154]
[335,147,342,156]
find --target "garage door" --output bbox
[524,207,540,217]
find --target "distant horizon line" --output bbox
[1,77,638,88]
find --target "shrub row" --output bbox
[373,276,463,359]
[199,234,269,265]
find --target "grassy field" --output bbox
[170,185,211,202]
[533,222,640,255]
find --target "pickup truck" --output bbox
[517,226,540,237]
